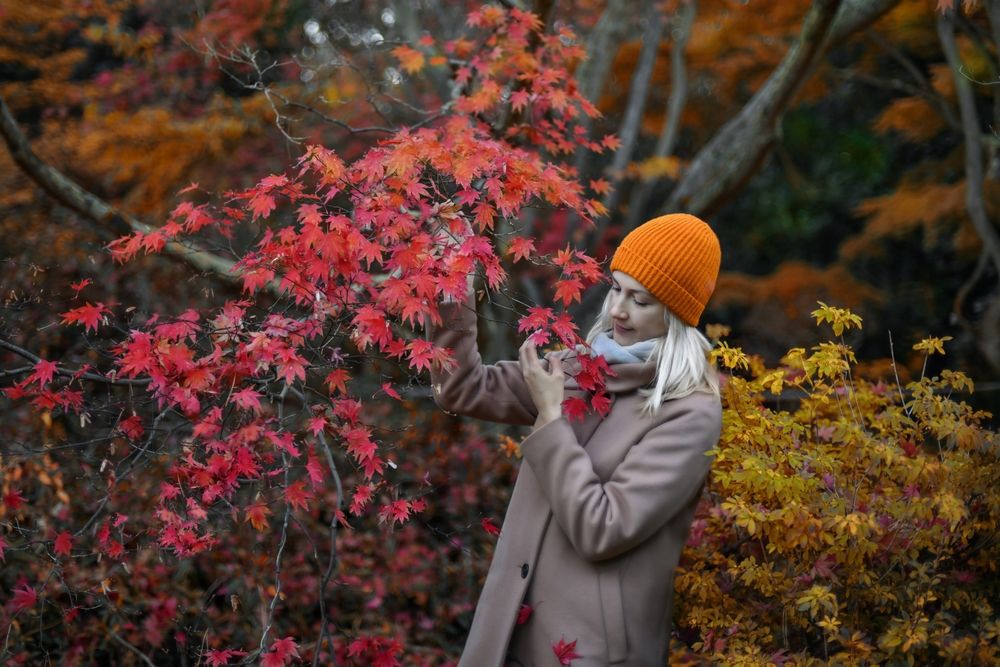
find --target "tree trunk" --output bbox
[593,1,666,237]
[664,0,900,217]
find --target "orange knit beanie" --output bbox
[609,213,721,327]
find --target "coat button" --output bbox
[520,563,529,579]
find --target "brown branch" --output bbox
[0,94,243,284]
[625,0,698,231]
[938,10,1000,278]
[107,630,156,667]
[583,0,666,249]
[570,0,631,188]
[575,0,632,104]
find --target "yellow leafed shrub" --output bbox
[672,304,1000,665]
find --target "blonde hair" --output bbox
[585,289,720,416]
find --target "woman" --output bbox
[430,213,722,666]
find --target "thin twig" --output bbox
[0,339,151,386]
[108,630,156,667]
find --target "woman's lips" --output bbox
[614,324,632,335]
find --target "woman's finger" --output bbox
[521,339,538,367]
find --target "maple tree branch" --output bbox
[0,339,151,386]
[0,94,244,285]
[938,10,1000,279]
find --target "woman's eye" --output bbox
[611,285,621,292]
[634,300,648,307]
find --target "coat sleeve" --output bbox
[520,394,722,561]
[427,296,538,426]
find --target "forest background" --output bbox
[1,0,999,664]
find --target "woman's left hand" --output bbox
[519,339,564,428]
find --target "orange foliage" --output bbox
[843,182,972,259]
[713,261,883,321]
[874,96,946,142]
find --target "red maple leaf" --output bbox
[203,648,248,666]
[562,396,588,422]
[305,452,325,487]
[61,302,110,333]
[589,178,611,195]
[550,313,578,346]
[3,488,26,511]
[231,388,262,413]
[343,426,378,463]
[350,484,375,516]
[379,499,412,526]
[552,638,581,666]
[590,390,612,417]
[324,367,350,394]
[391,45,425,74]
[516,603,533,625]
[407,339,436,372]
[53,531,73,557]
[307,415,327,437]
[10,584,37,613]
[518,306,553,334]
[601,134,621,150]
[481,517,501,536]
[261,636,299,667]
[118,415,144,440]
[507,236,536,263]
[28,359,58,386]
[244,503,272,532]
[553,277,584,306]
[284,481,313,512]
[69,277,92,297]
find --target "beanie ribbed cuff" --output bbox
[610,245,704,326]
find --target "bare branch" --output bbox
[575,0,631,104]
[107,630,156,667]
[938,9,1000,278]
[582,1,665,248]
[0,339,151,387]
[0,94,243,284]
[625,0,697,231]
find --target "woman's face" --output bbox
[608,270,668,345]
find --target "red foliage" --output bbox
[0,4,620,663]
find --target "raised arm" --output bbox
[428,295,539,426]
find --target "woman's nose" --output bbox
[610,300,626,320]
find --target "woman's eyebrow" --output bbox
[616,283,651,298]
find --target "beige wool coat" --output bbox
[429,298,722,667]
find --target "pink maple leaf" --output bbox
[10,584,37,613]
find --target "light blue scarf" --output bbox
[588,332,656,364]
